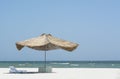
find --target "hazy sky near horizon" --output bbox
[0,0,120,61]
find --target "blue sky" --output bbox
[0,0,120,61]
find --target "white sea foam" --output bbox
[18,64,25,66]
[70,64,79,66]
[51,63,70,65]
[112,64,115,66]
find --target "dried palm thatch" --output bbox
[16,33,78,72]
[16,33,78,52]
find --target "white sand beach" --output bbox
[0,68,120,79]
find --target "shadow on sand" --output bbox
[5,71,55,74]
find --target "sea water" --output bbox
[0,61,120,68]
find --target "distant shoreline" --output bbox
[1,60,120,62]
[0,61,120,68]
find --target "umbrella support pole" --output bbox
[44,50,47,72]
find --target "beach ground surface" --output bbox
[0,68,120,79]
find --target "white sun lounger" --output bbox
[9,66,27,73]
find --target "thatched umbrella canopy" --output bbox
[16,33,79,69]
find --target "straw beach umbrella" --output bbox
[16,33,78,71]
